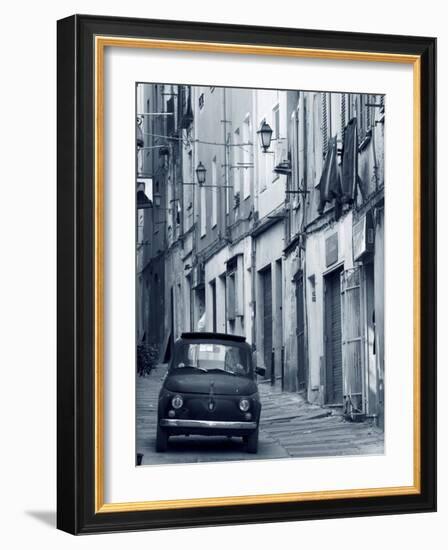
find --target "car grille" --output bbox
[175,396,247,421]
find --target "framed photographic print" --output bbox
[57,14,436,534]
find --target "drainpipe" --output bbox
[251,235,256,352]
[300,92,309,398]
[222,87,230,234]
[250,89,258,352]
[191,87,198,327]
[371,120,380,192]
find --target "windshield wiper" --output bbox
[176,364,207,372]
[206,368,238,376]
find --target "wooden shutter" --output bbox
[290,109,299,206]
[166,96,175,135]
[321,92,328,157]
[340,267,365,415]
[226,272,236,321]
[341,94,347,140]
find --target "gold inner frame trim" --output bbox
[94,35,421,514]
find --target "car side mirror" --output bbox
[252,350,265,377]
[255,366,266,377]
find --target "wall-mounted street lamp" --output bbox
[257,121,273,152]
[181,161,233,189]
[195,161,207,186]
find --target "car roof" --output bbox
[179,332,246,343]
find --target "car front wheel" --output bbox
[244,428,259,454]
[156,425,168,452]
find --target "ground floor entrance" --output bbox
[261,266,273,381]
[295,271,307,392]
[324,267,343,404]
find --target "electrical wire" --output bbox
[140,130,253,154]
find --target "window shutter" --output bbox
[321,93,328,157]
[235,255,244,317]
[291,110,299,193]
[355,94,365,143]
[340,268,365,415]
[366,95,372,131]
[166,96,175,136]
[380,94,385,113]
[341,94,347,139]
[226,272,236,321]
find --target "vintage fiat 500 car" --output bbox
[156,332,265,453]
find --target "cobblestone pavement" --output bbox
[136,365,384,466]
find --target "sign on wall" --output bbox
[325,233,339,267]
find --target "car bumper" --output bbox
[159,418,258,434]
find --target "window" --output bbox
[219,273,227,333]
[137,210,144,245]
[226,256,239,322]
[174,342,251,376]
[356,93,373,143]
[340,93,354,141]
[242,115,252,198]
[330,94,342,141]
[321,92,345,158]
[311,94,324,185]
[200,184,206,237]
[211,156,217,227]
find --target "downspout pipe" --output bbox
[250,89,257,352]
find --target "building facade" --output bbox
[136,83,385,427]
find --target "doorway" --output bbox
[295,271,307,392]
[210,279,217,333]
[324,267,343,404]
[261,266,273,380]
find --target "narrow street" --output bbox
[136,365,384,466]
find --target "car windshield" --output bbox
[173,341,251,377]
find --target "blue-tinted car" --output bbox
[156,332,265,453]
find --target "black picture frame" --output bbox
[57,14,436,535]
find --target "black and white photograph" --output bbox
[135,83,385,466]
[0,0,441,541]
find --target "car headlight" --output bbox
[171,395,184,409]
[239,398,250,412]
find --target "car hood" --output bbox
[164,372,257,396]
